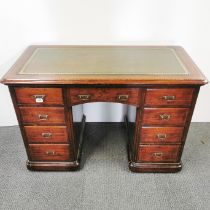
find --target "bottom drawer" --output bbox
[138,145,180,163]
[29,144,71,161]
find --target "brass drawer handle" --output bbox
[118,95,129,101]
[162,95,176,100]
[78,94,91,101]
[46,150,55,155]
[156,134,167,140]
[153,152,163,157]
[42,133,52,138]
[33,95,46,103]
[38,114,48,120]
[160,114,171,120]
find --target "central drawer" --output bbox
[142,108,189,126]
[29,144,71,161]
[19,107,65,125]
[68,88,141,106]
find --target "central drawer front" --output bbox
[15,88,63,105]
[141,127,184,144]
[24,126,68,143]
[68,88,140,106]
[142,108,189,126]
[138,145,180,162]
[29,144,71,161]
[144,88,194,106]
[19,107,65,125]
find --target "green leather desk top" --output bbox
[19,47,188,75]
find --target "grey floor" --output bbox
[0,123,210,210]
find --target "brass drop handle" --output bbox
[33,95,46,103]
[162,95,176,100]
[42,133,52,138]
[118,95,129,101]
[38,114,48,120]
[153,152,163,157]
[46,150,56,155]
[156,134,167,140]
[78,95,91,101]
[160,114,171,120]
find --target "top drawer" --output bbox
[68,88,141,106]
[15,88,63,105]
[144,88,194,106]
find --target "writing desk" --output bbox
[1,46,207,172]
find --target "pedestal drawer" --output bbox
[138,145,180,163]
[141,127,184,144]
[29,144,71,161]
[15,88,63,105]
[19,107,65,125]
[68,88,141,106]
[24,126,68,143]
[145,88,194,106]
[142,108,189,126]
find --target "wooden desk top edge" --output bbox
[1,45,208,85]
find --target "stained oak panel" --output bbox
[145,88,194,106]
[29,144,71,161]
[15,87,63,105]
[141,127,184,144]
[142,108,189,126]
[69,88,141,106]
[19,107,65,125]
[24,126,68,143]
[138,145,180,162]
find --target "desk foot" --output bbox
[128,161,182,173]
[26,160,80,171]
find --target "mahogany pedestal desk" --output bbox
[1,46,207,172]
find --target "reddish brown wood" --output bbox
[142,108,190,126]
[129,161,182,173]
[69,88,141,106]
[138,145,180,162]
[144,88,194,106]
[29,144,71,161]
[63,88,77,160]
[177,87,200,162]
[24,126,68,143]
[27,160,80,171]
[141,127,184,144]
[19,107,65,125]
[8,86,32,159]
[15,87,63,105]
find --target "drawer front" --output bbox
[20,107,65,125]
[15,88,63,105]
[141,127,184,144]
[69,88,140,106]
[138,145,180,162]
[25,126,68,143]
[142,108,189,126]
[145,88,194,106]
[29,144,71,161]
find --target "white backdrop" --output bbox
[0,0,210,126]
